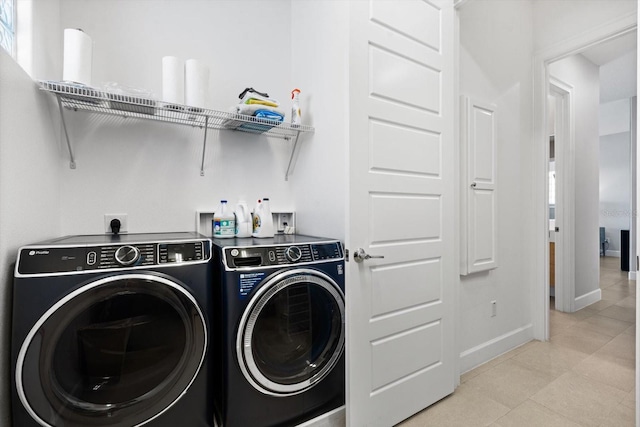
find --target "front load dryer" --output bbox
[211,235,345,427]
[11,232,214,427]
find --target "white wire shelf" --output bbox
[38,80,313,178]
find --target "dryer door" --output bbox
[237,268,345,396]
[16,273,207,427]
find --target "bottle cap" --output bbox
[291,88,301,99]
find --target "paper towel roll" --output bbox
[185,59,209,109]
[162,56,184,104]
[63,29,92,85]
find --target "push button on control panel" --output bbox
[86,251,97,265]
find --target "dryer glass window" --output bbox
[245,276,344,392]
[17,275,206,427]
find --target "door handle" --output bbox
[353,248,385,263]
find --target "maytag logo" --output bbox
[28,250,49,256]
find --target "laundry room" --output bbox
[2,1,639,427]
[1,1,348,426]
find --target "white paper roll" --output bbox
[162,56,184,104]
[185,59,209,109]
[63,29,92,85]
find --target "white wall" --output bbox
[55,0,297,235]
[532,0,637,54]
[16,0,62,80]
[0,50,62,424]
[600,49,637,103]
[549,55,601,300]
[458,0,535,372]
[599,132,632,254]
[289,1,348,240]
[599,98,632,255]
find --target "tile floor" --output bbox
[397,256,636,427]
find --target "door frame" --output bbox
[532,13,637,341]
[548,76,575,314]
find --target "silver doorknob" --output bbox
[353,248,385,263]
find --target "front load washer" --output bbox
[11,232,214,427]
[211,235,345,427]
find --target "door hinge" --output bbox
[345,249,349,262]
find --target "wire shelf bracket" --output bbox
[39,81,314,178]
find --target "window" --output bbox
[0,0,15,56]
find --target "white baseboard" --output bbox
[296,406,345,427]
[574,288,602,311]
[629,271,637,280]
[604,250,621,258]
[459,324,534,374]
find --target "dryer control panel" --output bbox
[16,239,210,276]
[224,242,343,270]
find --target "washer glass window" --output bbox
[239,271,345,395]
[17,274,206,427]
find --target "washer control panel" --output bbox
[224,241,343,269]
[17,239,209,275]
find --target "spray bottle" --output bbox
[291,88,301,126]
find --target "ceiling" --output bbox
[580,30,637,66]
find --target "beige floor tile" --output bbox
[460,340,544,385]
[549,311,581,334]
[511,341,589,379]
[623,324,636,335]
[615,296,636,309]
[597,304,636,323]
[594,333,635,368]
[530,371,627,427]
[571,314,633,338]
[568,307,598,321]
[600,275,628,289]
[493,400,582,427]
[572,353,635,392]
[586,299,617,312]
[598,403,635,427]
[550,327,613,355]
[463,359,556,409]
[608,284,636,299]
[602,287,632,303]
[621,389,635,410]
[396,385,510,427]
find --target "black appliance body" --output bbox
[212,235,345,427]
[11,232,214,427]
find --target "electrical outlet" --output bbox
[104,214,128,234]
[491,300,497,317]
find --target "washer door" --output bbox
[16,273,207,427]
[237,269,345,396]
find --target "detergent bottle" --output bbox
[235,200,252,238]
[291,88,301,126]
[252,198,274,238]
[213,200,235,239]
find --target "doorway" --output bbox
[534,24,638,341]
[547,77,575,314]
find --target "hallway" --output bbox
[398,256,636,426]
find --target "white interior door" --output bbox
[346,1,455,426]
[461,97,498,275]
[548,77,574,314]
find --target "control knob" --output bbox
[115,245,140,266]
[285,246,302,263]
